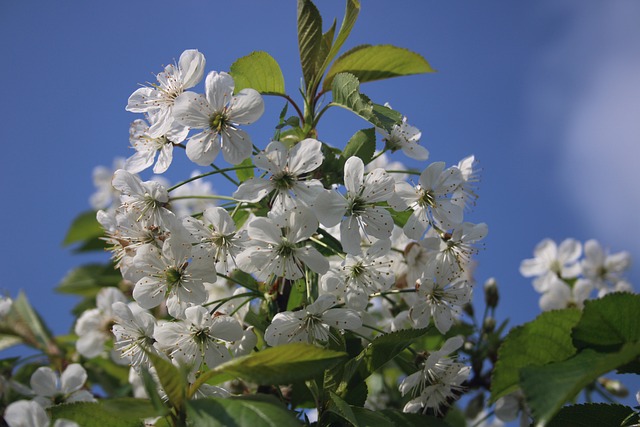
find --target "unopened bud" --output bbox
[483,316,496,333]
[484,277,499,308]
[598,377,629,398]
[463,302,474,317]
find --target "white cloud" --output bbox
[527,1,640,266]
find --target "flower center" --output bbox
[210,112,228,132]
[272,170,297,191]
[346,196,367,217]
[165,267,183,286]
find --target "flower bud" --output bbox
[483,316,496,333]
[598,377,629,398]
[484,277,499,308]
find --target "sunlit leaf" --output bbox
[324,44,434,90]
[230,51,286,95]
[297,0,323,89]
[341,128,375,165]
[490,308,581,403]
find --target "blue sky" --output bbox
[1,0,639,411]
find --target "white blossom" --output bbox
[173,71,264,166]
[74,287,127,358]
[520,238,582,292]
[4,400,78,427]
[29,364,95,408]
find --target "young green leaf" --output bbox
[490,308,581,403]
[9,292,58,356]
[50,400,161,427]
[521,343,640,426]
[323,44,434,91]
[297,0,323,90]
[572,292,640,352]
[341,128,376,165]
[230,51,286,96]
[186,395,302,427]
[235,157,255,183]
[147,351,187,411]
[317,0,360,78]
[328,391,361,427]
[330,73,402,132]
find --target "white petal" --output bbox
[229,88,265,124]
[322,308,362,330]
[287,138,323,174]
[233,178,273,202]
[220,128,252,165]
[30,367,58,397]
[173,92,212,128]
[314,190,347,227]
[179,49,206,88]
[343,157,364,194]
[186,131,220,166]
[153,144,173,174]
[205,71,234,111]
[125,150,156,174]
[5,400,49,427]
[210,316,244,342]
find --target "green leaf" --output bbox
[330,73,401,132]
[50,400,161,427]
[341,128,376,165]
[324,44,433,90]
[380,409,453,427]
[317,0,360,79]
[147,351,187,411]
[390,208,412,228]
[329,391,360,427]
[63,210,104,247]
[9,292,57,355]
[547,403,639,427]
[297,0,323,90]
[191,343,346,391]
[286,279,306,311]
[235,157,255,183]
[521,343,640,426]
[342,328,428,394]
[56,264,122,297]
[186,395,301,427]
[350,406,394,426]
[572,292,640,352]
[230,51,286,96]
[490,308,581,403]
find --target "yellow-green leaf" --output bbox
[230,51,285,95]
[324,44,434,91]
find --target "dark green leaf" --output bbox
[329,391,360,427]
[350,406,394,426]
[56,264,122,297]
[324,44,434,90]
[341,128,376,165]
[186,395,301,427]
[63,210,104,247]
[490,308,581,403]
[297,0,323,89]
[230,51,286,95]
[521,343,640,425]
[547,403,639,427]
[572,292,640,352]
[380,409,453,427]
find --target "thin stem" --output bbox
[369,149,388,163]
[309,236,345,259]
[274,94,305,123]
[369,288,418,298]
[312,103,333,129]
[168,166,253,192]
[386,169,421,176]
[169,195,237,202]
[212,163,240,187]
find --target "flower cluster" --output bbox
[65,48,489,416]
[520,237,633,310]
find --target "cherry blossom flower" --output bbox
[233,138,324,213]
[410,274,472,334]
[451,155,480,211]
[581,239,632,292]
[30,364,95,408]
[4,400,78,427]
[321,239,395,310]
[154,305,244,371]
[132,233,215,319]
[519,238,582,292]
[0,296,12,318]
[376,110,429,161]
[173,71,264,166]
[90,157,125,211]
[112,169,174,227]
[124,112,188,174]
[111,302,159,370]
[183,207,249,275]
[264,295,362,346]
[399,336,470,415]
[126,49,205,138]
[74,287,127,358]
[237,208,328,281]
[391,161,463,240]
[538,276,593,311]
[315,156,395,254]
